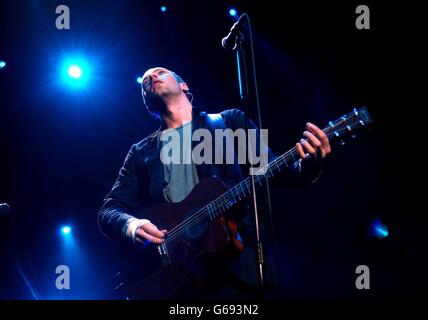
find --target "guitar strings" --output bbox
[164,121,358,245]
[164,125,343,244]
[164,147,301,244]
[164,125,344,244]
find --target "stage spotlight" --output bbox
[160,5,167,13]
[59,224,75,247]
[0,60,6,68]
[61,226,72,235]
[370,218,389,239]
[68,65,82,79]
[137,76,143,84]
[229,8,238,17]
[61,59,90,88]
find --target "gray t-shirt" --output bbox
[160,122,199,203]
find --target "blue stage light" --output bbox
[229,8,237,17]
[68,65,82,79]
[137,76,143,84]
[59,224,76,246]
[61,59,90,88]
[161,6,167,13]
[0,60,6,68]
[61,226,72,235]
[370,218,389,239]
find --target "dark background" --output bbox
[0,0,423,299]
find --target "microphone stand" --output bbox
[233,16,265,296]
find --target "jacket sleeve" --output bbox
[221,108,322,186]
[98,144,146,242]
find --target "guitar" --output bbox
[119,107,373,299]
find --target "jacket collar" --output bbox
[142,108,206,156]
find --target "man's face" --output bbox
[141,67,182,98]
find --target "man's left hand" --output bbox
[296,122,331,160]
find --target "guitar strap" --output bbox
[206,113,225,130]
[204,113,242,188]
[205,113,244,244]
[204,113,225,180]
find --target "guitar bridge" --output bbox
[157,243,171,266]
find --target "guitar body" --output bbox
[120,176,241,299]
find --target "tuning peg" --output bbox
[339,140,346,146]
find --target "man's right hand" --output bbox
[135,221,167,245]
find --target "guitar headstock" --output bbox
[324,107,373,145]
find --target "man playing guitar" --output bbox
[98,67,331,299]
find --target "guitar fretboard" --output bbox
[164,107,372,245]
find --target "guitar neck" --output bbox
[204,106,373,220]
[205,142,300,220]
[163,107,371,247]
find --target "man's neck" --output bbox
[161,98,193,129]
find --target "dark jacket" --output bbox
[98,108,321,287]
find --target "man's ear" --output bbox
[181,82,189,93]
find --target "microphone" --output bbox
[221,14,246,51]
